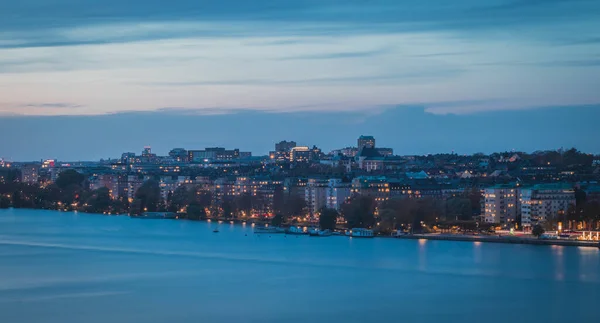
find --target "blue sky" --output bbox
[0,0,599,160]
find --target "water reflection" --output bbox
[551,245,565,281]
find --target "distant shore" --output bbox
[396,233,600,248]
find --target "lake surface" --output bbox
[0,209,599,323]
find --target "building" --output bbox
[168,148,188,162]
[358,135,376,150]
[305,178,329,219]
[126,175,147,202]
[121,153,136,164]
[355,147,384,171]
[290,146,311,163]
[188,148,240,162]
[283,177,307,200]
[325,179,352,211]
[483,185,519,224]
[270,140,297,161]
[159,176,191,202]
[20,164,39,184]
[89,174,121,199]
[140,146,158,163]
[351,176,390,203]
[376,148,394,156]
[521,184,575,228]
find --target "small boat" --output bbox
[285,226,307,235]
[132,212,177,219]
[213,229,219,233]
[309,229,332,237]
[346,228,374,238]
[254,226,285,234]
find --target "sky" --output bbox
[0,0,599,160]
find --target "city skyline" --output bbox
[1,105,599,161]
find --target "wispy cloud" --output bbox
[277,47,391,60]
[22,103,85,109]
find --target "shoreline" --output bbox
[396,234,600,248]
[2,208,599,248]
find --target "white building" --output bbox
[520,184,575,228]
[325,179,351,211]
[305,178,328,219]
[483,185,519,224]
[290,146,311,162]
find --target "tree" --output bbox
[168,186,190,213]
[234,193,253,218]
[342,196,376,228]
[532,224,545,238]
[222,200,234,218]
[467,188,483,217]
[55,170,85,190]
[133,180,161,214]
[0,195,10,208]
[446,197,472,221]
[283,195,306,218]
[271,213,284,227]
[186,201,206,220]
[319,208,338,230]
[86,187,112,213]
[11,190,23,208]
[377,208,396,234]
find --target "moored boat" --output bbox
[309,229,333,237]
[132,212,177,219]
[254,226,285,234]
[285,226,307,235]
[346,228,374,238]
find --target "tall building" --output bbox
[126,175,147,202]
[358,135,376,150]
[325,179,351,211]
[290,146,311,163]
[521,184,575,228]
[483,185,519,224]
[20,164,39,184]
[305,178,329,219]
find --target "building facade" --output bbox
[521,184,575,228]
[20,164,39,184]
[483,186,519,224]
[325,179,352,211]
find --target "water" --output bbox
[0,209,598,323]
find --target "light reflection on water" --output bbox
[0,209,599,323]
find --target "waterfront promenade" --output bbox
[397,233,600,248]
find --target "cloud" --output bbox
[276,47,391,60]
[22,103,85,109]
[1,0,599,49]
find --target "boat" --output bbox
[132,212,177,219]
[309,229,332,237]
[346,228,374,238]
[285,226,307,235]
[213,229,219,233]
[254,226,285,234]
